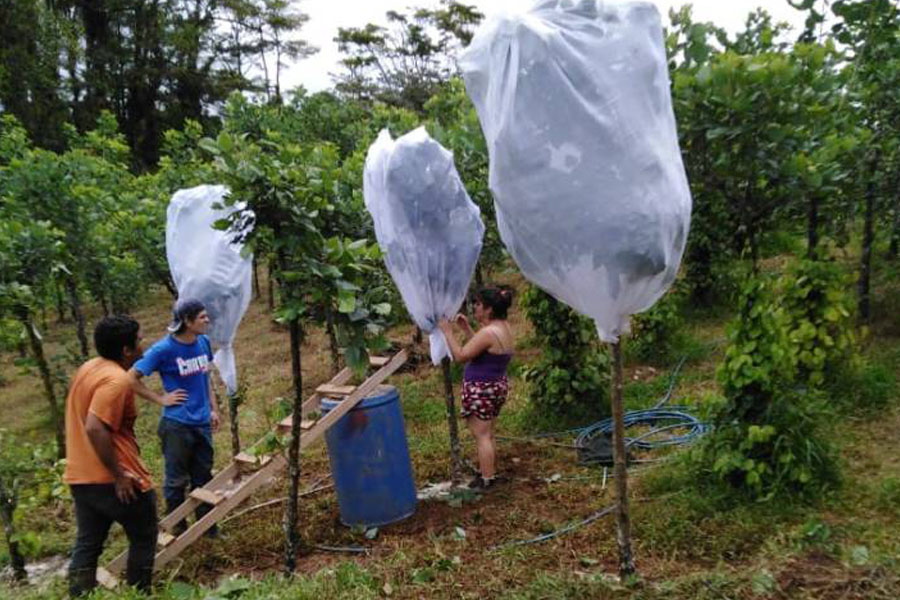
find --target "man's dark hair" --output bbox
[94,315,140,361]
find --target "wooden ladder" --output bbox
[100,349,408,587]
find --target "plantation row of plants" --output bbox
[1,0,899,585]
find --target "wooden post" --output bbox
[441,358,464,484]
[283,317,304,575]
[227,390,242,459]
[610,340,635,578]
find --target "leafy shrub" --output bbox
[520,285,609,423]
[629,285,686,364]
[695,277,839,500]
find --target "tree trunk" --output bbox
[325,307,340,374]
[610,341,635,578]
[65,275,90,359]
[807,194,820,260]
[474,261,484,288]
[267,260,276,312]
[55,280,67,323]
[858,167,876,323]
[228,391,242,459]
[441,358,464,484]
[17,309,65,459]
[253,257,261,300]
[890,197,899,259]
[0,478,27,582]
[283,317,303,575]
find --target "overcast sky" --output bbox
[281,0,807,93]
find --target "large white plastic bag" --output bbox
[364,127,485,364]
[460,0,691,342]
[166,184,253,394]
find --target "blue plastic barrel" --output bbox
[320,385,417,527]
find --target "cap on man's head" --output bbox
[167,298,206,333]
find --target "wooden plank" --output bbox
[190,488,224,505]
[300,349,407,452]
[234,451,259,465]
[158,462,239,531]
[300,366,351,419]
[369,355,389,367]
[278,416,317,431]
[157,531,176,548]
[316,384,356,396]
[96,567,119,589]
[151,454,288,571]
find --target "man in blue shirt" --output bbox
[129,298,220,534]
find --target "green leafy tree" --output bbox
[333,1,483,111]
[830,0,900,319]
[200,105,392,572]
[0,219,65,458]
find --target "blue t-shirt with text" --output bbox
[134,334,213,426]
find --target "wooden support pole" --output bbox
[441,358,464,484]
[610,340,635,577]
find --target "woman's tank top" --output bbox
[464,351,512,381]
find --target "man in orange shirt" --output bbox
[64,315,182,596]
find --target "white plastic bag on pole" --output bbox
[364,127,485,364]
[166,184,253,394]
[460,0,691,342]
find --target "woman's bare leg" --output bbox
[467,416,496,479]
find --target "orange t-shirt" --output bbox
[63,357,153,492]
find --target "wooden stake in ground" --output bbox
[283,318,304,575]
[227,390,242,459]
[610,340,635,577]
[441,357,464,484]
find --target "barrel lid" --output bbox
[320,384,398,412]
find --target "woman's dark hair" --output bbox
[94,315,140,361]
[474,285,514,319]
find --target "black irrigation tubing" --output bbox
[520,354,691,442]
[489,504,617,550]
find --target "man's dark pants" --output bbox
[158,417,214,530]
[69,484,157,597]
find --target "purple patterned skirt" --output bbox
[461,376,509,420]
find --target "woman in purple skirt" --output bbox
[439,286,515,489]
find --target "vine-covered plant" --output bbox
[779,256,857,389]
[629,285,686,364]
[698,276,839,499]
[520,285,609,422]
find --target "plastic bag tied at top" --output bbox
[364,127,485,364]
[460,0,692,342]
[166,184,253,394]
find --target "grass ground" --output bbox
[0,264,898,599]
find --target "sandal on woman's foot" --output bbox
[468,476,487,489]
